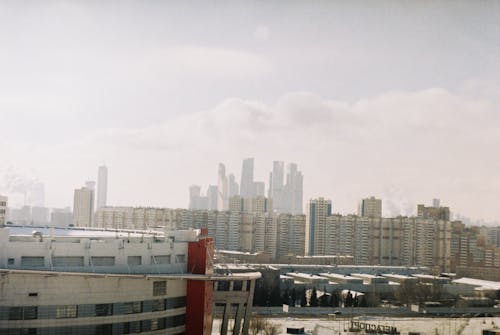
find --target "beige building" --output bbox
[417,203,450,221]
[358,196,382,218]
[307,197,332,256]
[73,184,95,227]
[276,213,306,259]
[228,195,272,214]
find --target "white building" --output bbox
[0,225,259,335]
[358,196,382,218]
[97,165,108,209]
[73,184,95,227]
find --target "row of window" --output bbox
[4,297,186,320]
[7,255,186,267]
[2,315,185,335]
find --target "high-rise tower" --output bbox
[97,165,108,209]
[307,197,332,255]
[217,163,228,211]
[73,183,95,227]
[358,196,382,218]
[240,158,255,198]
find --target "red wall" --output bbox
[186,230,214,335]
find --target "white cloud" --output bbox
[254,25,270,41]
[1,86,499,221]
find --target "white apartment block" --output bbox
[73,186,95,227]
[358,196,382,218]
[276,214,306,259]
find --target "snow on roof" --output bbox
[452,277,500,290]
[6,225,160,238]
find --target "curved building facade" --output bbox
[0,226,260,335]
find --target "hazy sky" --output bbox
[0,1,499,221]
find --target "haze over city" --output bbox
[0,1,499,222]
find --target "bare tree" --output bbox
[249,316,266,335]
[263,322,280,335]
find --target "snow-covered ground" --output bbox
[212,316,500,335]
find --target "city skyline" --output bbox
[0,1,498,222]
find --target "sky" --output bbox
[0,1,499,222]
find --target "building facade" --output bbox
[358,196,382,218]
[0,226,259,335]
[307,198,332,255]
[73,184,95,227]
[97,165,108,210]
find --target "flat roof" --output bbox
[452,277,500,290]
[3,225,167,238]
[0,268,261,281]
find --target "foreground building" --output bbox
[0,225,259,335]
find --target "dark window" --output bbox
[153,281,166,296]
[233,281,243,291]
[123,321,141,334]
[5,329,37,335]
[28,293,38,297]
[8,307,22,320]
[152,299,165,312]
[7,258,14,265]
[9,307,37,320]
[150,318,166,331]
[94,324,112,335]
[166,296,186,309]
[123,301,142,314]
[95,304,113,316]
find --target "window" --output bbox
[21,256,44,267]
[56,305,77,318]
[9,307,37,320]
[123,321,141,334]
[28,293,38,297]
[151,255,170,264]
[5,329,36,335]
[152,299,165,312]
[166,296,186,309]
[150,318,166,331]
[176,254,186,263]
[94,324,112,335]
[95,303,113,317]
[52,256,84,267]
[127,256,142,266]
[91,256,115,266]
[7,258,14,265]
[8,307,22,320]
[123,301,142,314]
[153,281,166,296]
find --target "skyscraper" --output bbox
[253,181,265,197]
[358,196,382,218]
[97,165,108,209]
[240,158,254,198]
[285,163,303,214]
[307,197,332,255]
[73,183,95,227]
[217,163,228,211]
[228,173,239,197]
[207,185,218,211]
[269,161,285,211]
[0,195,7,225]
